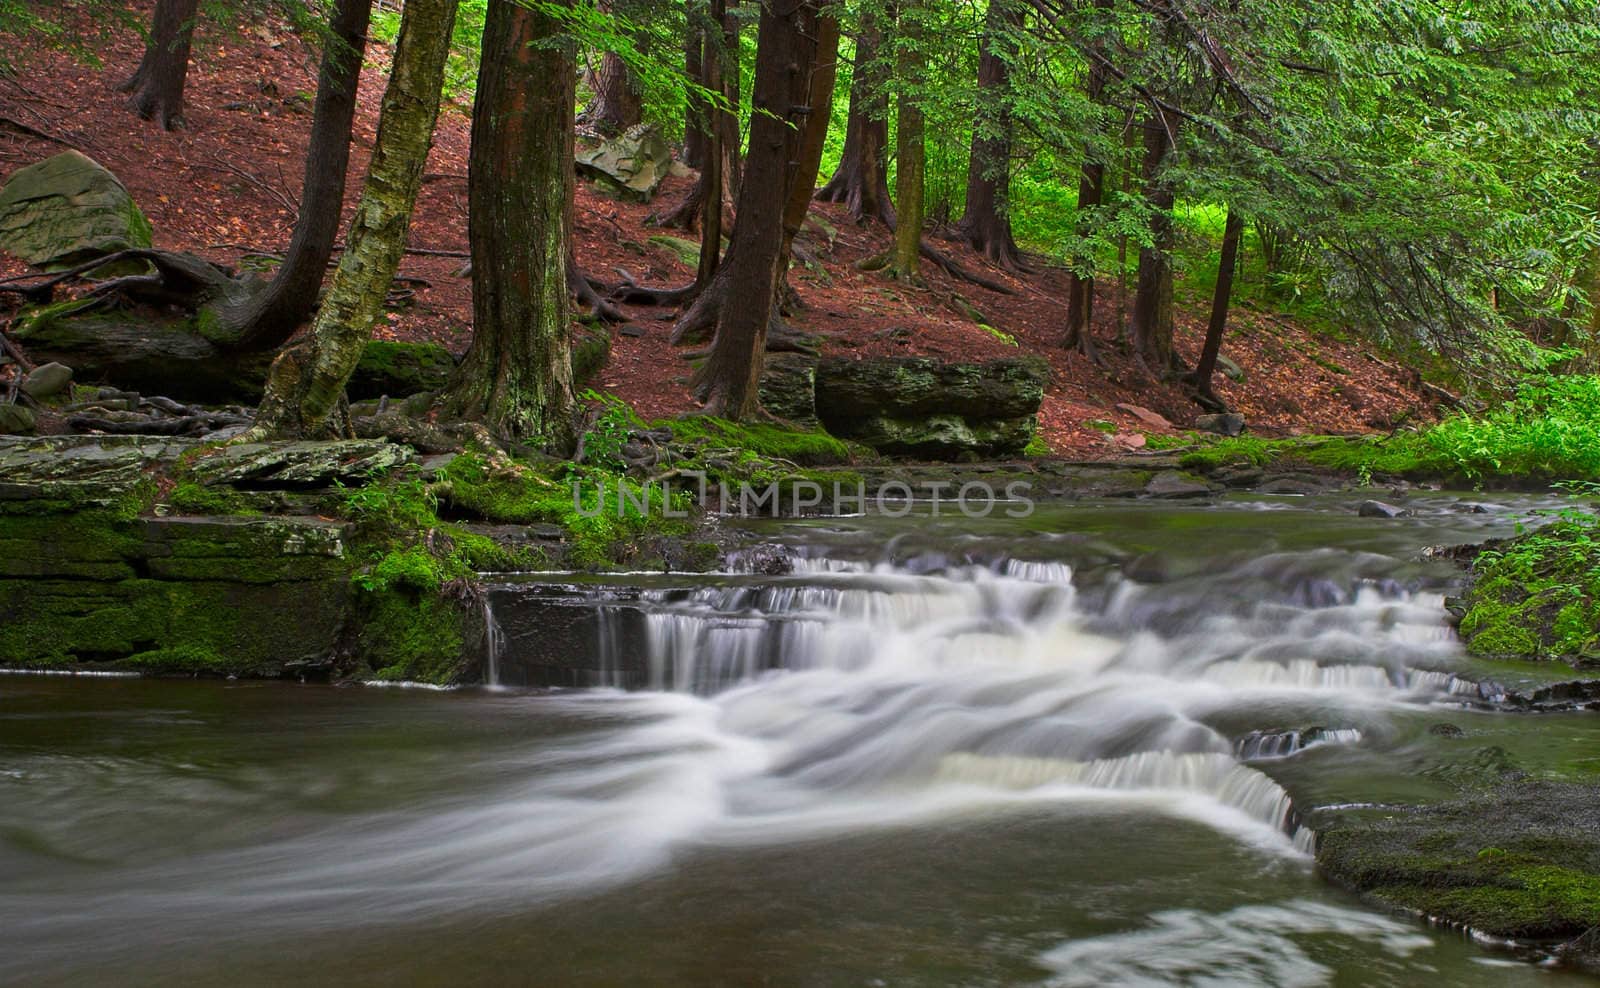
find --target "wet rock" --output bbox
[1214,465,1264,488]
[1358,499,1408,518]
[575,124,673,201]
[758,352,819,426]
[0,150,154,270]
[1256,474,1333,496]
[815,355,1049,458]
[1145,470,1213,499]
[1123,552,1171,583]
[1115,403,1173,430]
[1194,412,1245,437]
[20,361,72,399]
[1428,722,1465,738]
[0,404,35,435]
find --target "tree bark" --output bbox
[1129,110,1178,373]
[585,0,643,136]
[1064,0,1110,360]
[440,0,577,447]
[121,0,199,130]
[815,14,893,225]
[245,0,459,441]
[696,0,728,288]
[682,0,708,169]
[888,2,923,282]
[682,0,824,420]
[1188,207,1242,403]
[778,9,841,283]
[952,0,1024,271]
[217,0,372,352]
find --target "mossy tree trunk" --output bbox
[684,0,825,420]
[888,1,924,283]
[442,0,577,449]
[245,0,459,441]
[816,13,894,225]
[952,0,1023,271]
[121,0,199,130]
[1129,109,1178,373]
[216,0,372,352]
[682,0,708,170]
[587,0,643,135]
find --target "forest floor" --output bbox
[0,10,1437,456]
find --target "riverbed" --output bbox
[2,492,1596,985]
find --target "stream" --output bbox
[3,492,1598,985]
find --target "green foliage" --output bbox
[1462,515,1600,660]
[578,388,644,473]
[1426,376,1600,479]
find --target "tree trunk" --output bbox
[217,0,372,352]
[440,0,577,447]
[696,0,728,287]
[815,15,893,225]
[952,0,1023,271]
[246,0,459,441]
[1064,0,1110,359]
[888,2,923,282]
[590,51,642,135]
[1129,110,1178,373]
[682,0,708,170]
[685,0,824,420]
[121,0,199,130]
[1188,207,1242,402]
[778,9,841,284]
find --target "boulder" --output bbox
[347,342,455,401]
[759,352,819,426]
[1217,353,1246,383]
[0,151,154,269]
[1358,499,1408,519]
[20,361,72,400]
[814,355,1049,458]
[575,124,673,201]
[1194,412,1245,437]
[1115,403,1173,430]
[572,325,611,385]
[1145,470,1214,499]
[0,404,36,435]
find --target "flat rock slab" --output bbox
[0,434,196,501]
[188,440,412,487]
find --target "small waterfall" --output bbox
[1234,728,1364,761]
[937,750,1314,852]
[486,541,1472,858]
[482,594,506,689]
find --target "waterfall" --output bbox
[482,594,506,690]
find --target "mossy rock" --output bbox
[348,341,457,401]
[0,150,153,271]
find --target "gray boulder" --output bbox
[1358,499,1408,519]
[575,125,673,201]
[1194,412,1245,437]
[1145,470,1213,499]
[814,355,1049,458]
[20,362,72,400]
[0,151,154,270]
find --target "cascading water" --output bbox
[481,593,506,689]
[566,546,1464,852]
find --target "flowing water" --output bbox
[2,492,1598,985]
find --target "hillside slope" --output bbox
[0,6,1436,454]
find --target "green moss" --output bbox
[1172,433,1447,477]
[358,592,466,685]
[1460,520,1600,660]
[1376,865,1600,940]
[656,416,852,466]
[164,481,258,516]
[117,644,241,675]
